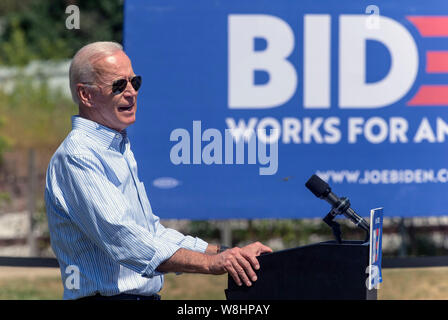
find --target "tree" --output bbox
[0,0,124,65]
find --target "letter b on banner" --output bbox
[228,15,297,109]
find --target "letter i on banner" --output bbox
[367,208,384,290]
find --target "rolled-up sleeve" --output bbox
[153,219,209,253]
[55,154,180,278]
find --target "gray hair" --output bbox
[69,41,123,104]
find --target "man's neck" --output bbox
[78,108,125,133]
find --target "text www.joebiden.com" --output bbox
[316,168,448,184]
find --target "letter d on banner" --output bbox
[339,15,418,108]
[228,15,297,108]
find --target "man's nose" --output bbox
[123,80,138,97]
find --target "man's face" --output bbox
[89,51,139,132]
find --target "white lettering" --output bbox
[228,15,297,108]
[414,117,436,143]
[364,117,388,144]
[65,5,80,30]
[339,15,418,108]
[304,15,331,108]
[65,265,80,290]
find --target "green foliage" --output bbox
[0,117,8,156]
[188,219,334,248]
[0,17,36,66]
[232,219,333,248]
[0,74,76,151]
[0,115,9,208]
[0,107,9,172]
[0,192,10,209]
[0,0,123,165]
[189,221,221,241]
[0,0,124,65]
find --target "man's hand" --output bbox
[156,242,272,286]
[208,242,273,287]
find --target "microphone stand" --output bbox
[322,197,370,244]
[323,210,342,244]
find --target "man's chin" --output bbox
[113,116,136,132]
[123,117,136,127]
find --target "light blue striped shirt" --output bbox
[45,116,208,300]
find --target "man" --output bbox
[45,41,272,300]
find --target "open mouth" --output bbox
[118,104,134,112]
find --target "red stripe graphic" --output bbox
[406,16,448,106]
[426,51,448,73]
[407,85,448,106]
[407,16,448,37]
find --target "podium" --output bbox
[225,240,377,300]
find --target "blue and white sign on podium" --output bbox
[367,207,384,290]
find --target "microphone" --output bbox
[305,174,370,234]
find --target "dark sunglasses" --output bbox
[112,75,142,95]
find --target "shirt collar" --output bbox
[71,115,128,151]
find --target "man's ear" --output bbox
[77,84,94,108]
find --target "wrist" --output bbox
[216,244,229,254]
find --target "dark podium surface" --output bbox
[225,240,377,300]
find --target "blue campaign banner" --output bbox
[124,0,448,219]
[368,208,383,290]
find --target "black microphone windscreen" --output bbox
[305,174,331,198]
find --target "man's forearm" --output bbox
[156,242,273,287]
[205,244,219,255]
[156,248,214,274]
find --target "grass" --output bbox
[160,273,227,300]
[0,267,63,299]
[0,276,63,300]
[0,267,447,300]
[379,267,448,300]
